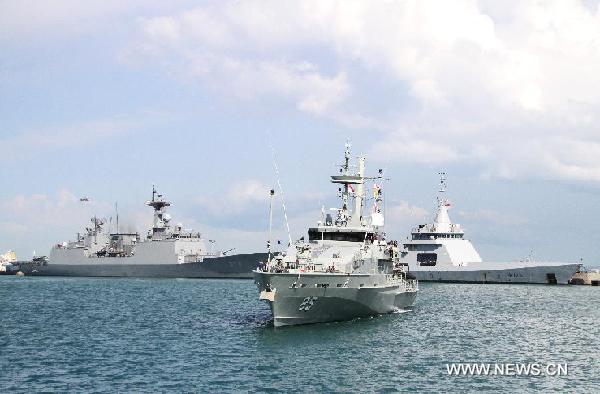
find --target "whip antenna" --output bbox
[267,189,274,263]
[271,146,293,246]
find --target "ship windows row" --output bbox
[308,229,374,242]
[411,233,463,240]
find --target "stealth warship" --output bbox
[19,188,267,278]
[254,144,418,327]
[399,174,581,284]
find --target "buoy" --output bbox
[15,271,24,277]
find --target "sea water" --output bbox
[1,277,598,392]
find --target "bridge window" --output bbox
[308,229,372,242]
[417,253,437,266]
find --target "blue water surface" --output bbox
[1,277,598,392]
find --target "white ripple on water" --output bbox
[392,308,413,314]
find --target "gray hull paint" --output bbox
[19,253,268,279]
[412,263,580,285]
[270,290,418,327]
[254,272,418,327]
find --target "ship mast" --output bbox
[146,185,172,239]
[438,172,447,198]
[433,172,451,232]
[330,142,366,227]
[115,201,119,234]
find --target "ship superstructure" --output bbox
[401,174,581,284]
[52,187,206,264]
[0,250,17,274]
[254,143,418,327]
[402,173,481,268]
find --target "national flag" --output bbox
[373,184,381,198]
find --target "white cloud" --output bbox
[385,200,429,235]
[0,1,190,43]
[195,179,327,217]
[213,60,350,116]
[458,208,529,227]
[196,179,272,215]
[124,53,350,118]
[122,3,356,120]
[370,137,462,164]
[540,138,600,182]
[0,190,109,256]
[0,113,164,159]
[0,190,109,230]
[119,0,600,183]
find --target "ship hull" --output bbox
[0,271,18,276]
[18,253,268,279]
[411,262,580,285]
[254,272,418,327]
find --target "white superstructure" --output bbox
[400,174,581,284]
[0,250,17,273]
[402,173,481,267]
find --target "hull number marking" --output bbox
[299,296,318,311]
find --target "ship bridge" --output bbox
[307,142,384,244]
[402,173,482,266]
[308,226,375,243]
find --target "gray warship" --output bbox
[19,188,267,278]
[254,144,418,327]
[399,174,581,284]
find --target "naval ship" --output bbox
[19,188,267,278]
[399,174,581,284]
[254,144,418,327]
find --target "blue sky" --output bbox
[1,0,600,264]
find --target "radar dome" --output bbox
[371,212,384,227]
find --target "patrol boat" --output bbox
[400,174,581,284]
[19,187,267,278]
[254,144,418,327]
